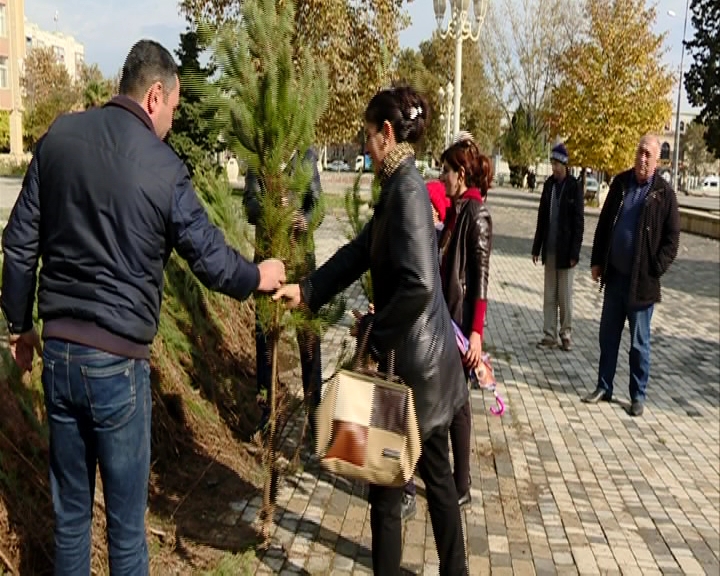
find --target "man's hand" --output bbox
[570,259,578,268]
[532,254,539,265]
[257,259,286,292]
[591,265,602,282]
[464,331,483,370]
[9,327,42,372]
[272,284,302,308]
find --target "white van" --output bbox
[702,176,719,196]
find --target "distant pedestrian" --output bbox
[244,148,323,437]
[582,134,680,416]
[531,143,584,351]
[527,169,536,193]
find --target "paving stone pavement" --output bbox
[244,187,719,575]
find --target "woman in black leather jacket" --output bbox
[274,86,469,575]
[438,138,493,507]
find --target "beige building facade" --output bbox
[24,18,84,80]
[0,0,25,157]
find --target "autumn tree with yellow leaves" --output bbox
[548,0,674,176]
[180,0,408,146]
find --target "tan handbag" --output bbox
[314,322,422,487]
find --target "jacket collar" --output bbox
[103,95,155,133]
[458,187,483,203]
[621,168,667,195]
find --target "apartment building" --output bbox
[25,18,84,80]
[0,1,85,156]
[0,0,25,157]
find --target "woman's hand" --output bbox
[464,331,482,369]
[350,304,375,337]
[272,283,302,308]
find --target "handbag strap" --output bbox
[353,318,395,381]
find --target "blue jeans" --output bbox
[42,339,151,576]
[597,274,654,402]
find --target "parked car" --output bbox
[355,154,372,172]
[702,175,719,196]
[328,159,350,172]
[584,176,599,201]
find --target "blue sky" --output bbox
[25,0,694,110]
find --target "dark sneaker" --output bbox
[581,388,612,403]
[536,337,557,349]
[458,491,472,509]
[401,493,416,521]
[629,401,644,417]
[561,337,572,351]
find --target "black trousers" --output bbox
[449,398,472,495]
[404,399,472,497]
[368,426,468,575]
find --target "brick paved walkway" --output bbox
[248,187,720,575]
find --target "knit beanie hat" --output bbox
[551,143,569,165]
[426,180,450,222]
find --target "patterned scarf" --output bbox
[379,142,415,183]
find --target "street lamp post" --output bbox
[669,0,690,193]
[434,0,489,137]
[438,81,454,149]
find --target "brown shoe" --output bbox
[561,337,572,351]
[536,337,557,349]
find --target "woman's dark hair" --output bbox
[364,86,430,145]
[440,140,494,198]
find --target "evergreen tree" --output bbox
[198,0,328,544]
[685,0,720,159]
[168,30,222,175]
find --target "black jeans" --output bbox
[369,426,468,575]
[404,399,472,497]
[256,316,322,427]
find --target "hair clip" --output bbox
[408,106,423,120]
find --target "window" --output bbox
[660,142,671,161]
[54,46,65,63]
[75,52,84,71]
[0,4,7,37]
[26,36,33,52]
[679,121,686,134]
[0,56,8,89]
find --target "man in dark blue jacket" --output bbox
[1,40,285,575]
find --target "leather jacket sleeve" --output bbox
[302,221,372,311]
[467,203,492,302]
